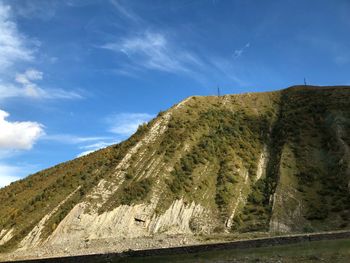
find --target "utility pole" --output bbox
[217,86,221,97]
[304,77,307,86]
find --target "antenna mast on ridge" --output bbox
[304,77,307,86]
[217,86,221,97]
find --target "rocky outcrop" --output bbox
[1,86,350,261]
[256,145,269,182]
[333,116,350,190]
[149,199,205,234]
[269,188,304,233]
[0,229,13,246]
[19,186,82,249]
[269,145,305,233]
[15,105,182,253]
[44,198,205,249]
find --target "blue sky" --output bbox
[0,0,350,187]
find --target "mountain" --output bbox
[1,85,350,260]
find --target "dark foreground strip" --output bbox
[6,231,350,263]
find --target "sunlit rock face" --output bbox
[1,86,350,260]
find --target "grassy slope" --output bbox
[0,123,152,252]
[271,86,350,232]
[0,85,349,252]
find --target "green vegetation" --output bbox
[233,178,271,232]
[99,178,152,211]
[232,86,350,233]
[278,87,350,230]
[1,85,350,253]
[160,107,273,221]
[0,121,152,252]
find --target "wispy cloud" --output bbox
[0,3,34,71]
[76,150,94,158]
[10,0,58,20]
[75,111,154,158]
[15,68,43,84]
[0,109,45,150]
[0,68,82,100]
[102,31,203,76]
[233,43,250,58]
[43,134,110,144]
[43,133,119,158]
[46,112,152,158]
[109,0,140,23]
[80,141,118,150]
[0,4,80,100]
[0,163,22,188]
[77,112,154,157]
[77,140,120,157]
[0,162,39,188]
[105,1,205,77]
[106,112,154,136]
[103,1,252,87]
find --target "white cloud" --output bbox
[42,133,119,158]
[103,1,251,86]
[81,141,117,150]
[0,5,80,101]
[0,109,45,150]
[101,30,249,86]
[15,68,43,84]
[233,43,250,58]
[43,134,111,144]
[77,140,120,158]
[43,134,120,158]
[11,0,58,20]
[0,162,39,188]
[102,31,203,75]
[0,68,82,100]
[14,68,46,98]
[0,83,82,100]
[0,163,22,188]
[74,113,153,158]
[104,1,202,77]
[77,143,108,158]
[0,3,33,71]
[110,0,140,23]
[76,150,94,158]
[107,113,154,136]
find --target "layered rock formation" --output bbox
[1,86,349,260]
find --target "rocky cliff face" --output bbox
[1,86,350,259]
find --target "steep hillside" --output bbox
[1,85,350,260]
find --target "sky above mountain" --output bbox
[1,0,350,187]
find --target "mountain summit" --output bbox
[1,86,350,260]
